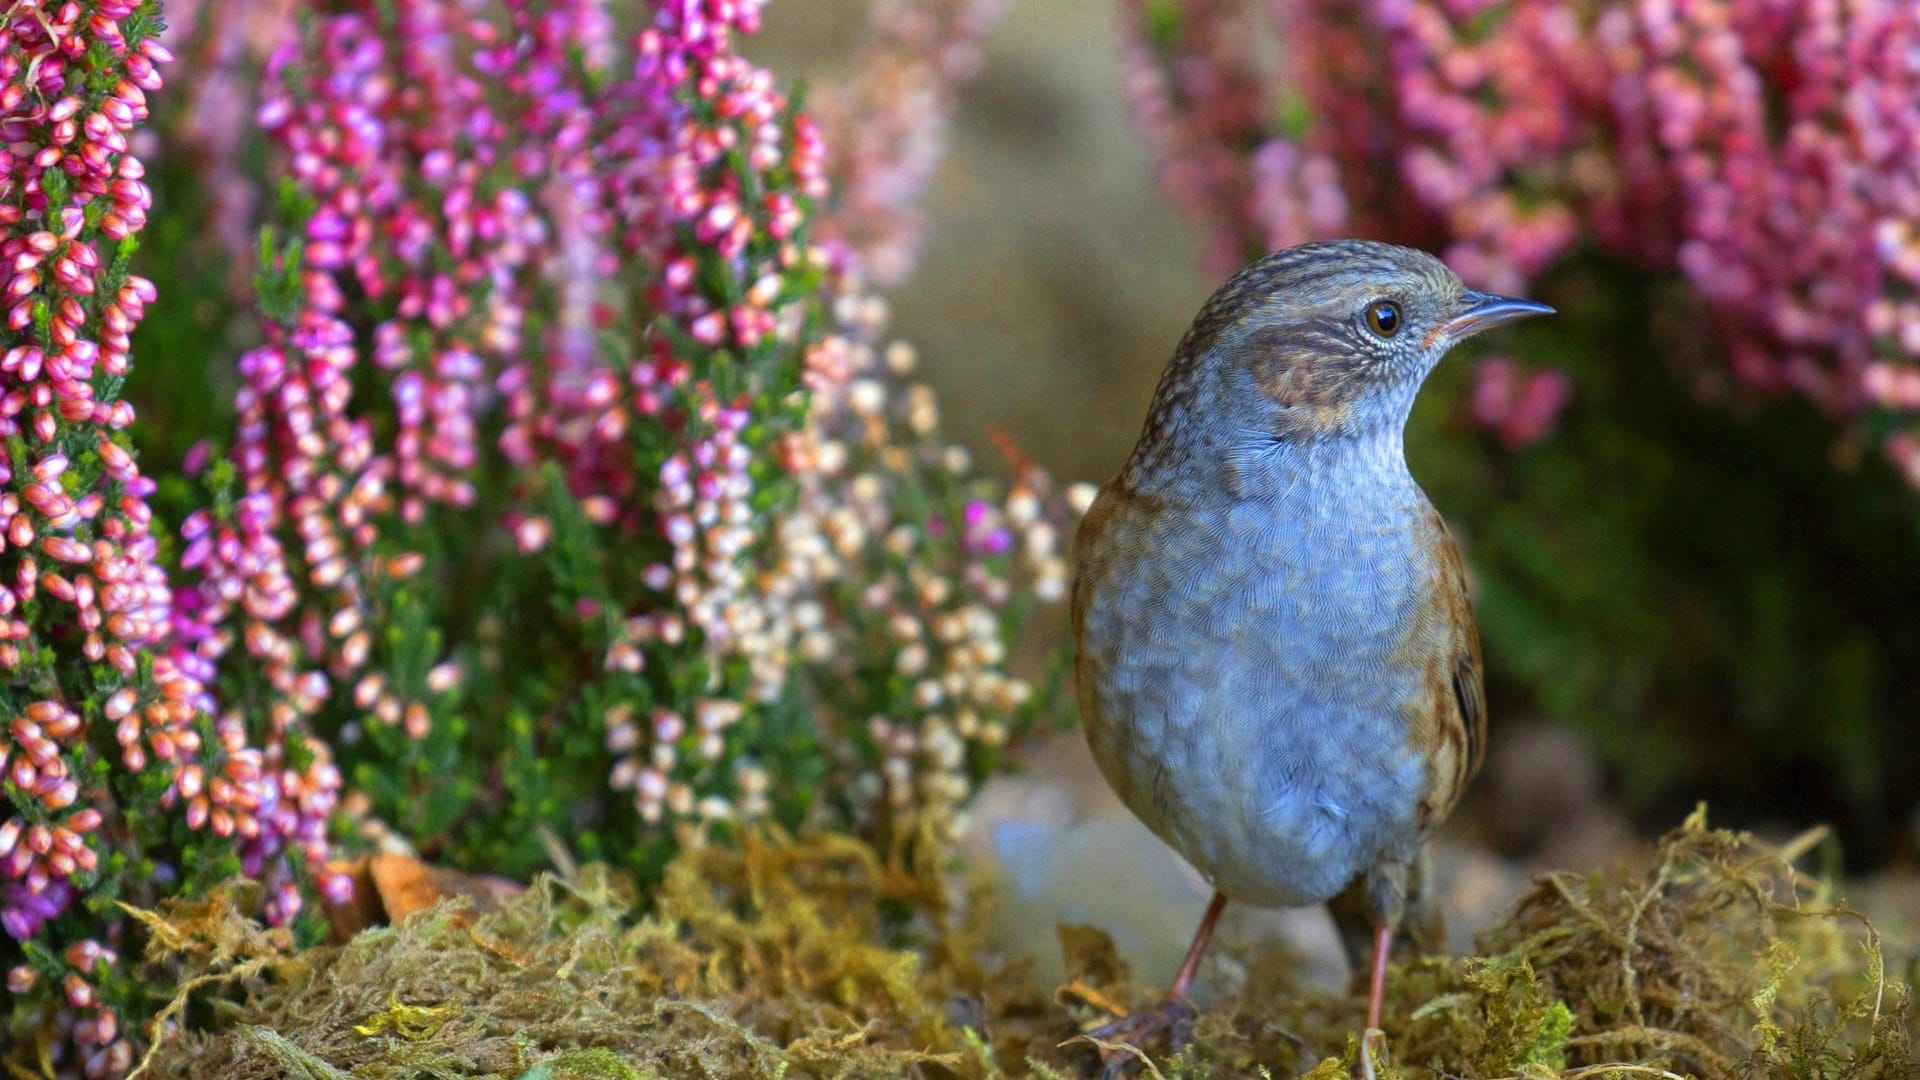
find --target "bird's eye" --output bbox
[1365,300,1403,339]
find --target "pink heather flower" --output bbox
[811,0,1013,285]
[1,0,201,886]
[154,0,300,289]
[1117,0,1280,272]
[1883,431,1920,489]
[1124,0,1920,467]
[1470,355,1575,450]
[167,311,372,873]
[0,5,332,1074]
[654,0,767,49]
[525,0,827,524]
[256,6,549,520]
[961,498,1013,555]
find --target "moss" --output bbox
[135,812,1910,1080]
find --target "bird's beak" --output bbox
[1444,290,1555,340]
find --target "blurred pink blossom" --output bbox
[812,0,1013,284]
[1470,355,1575,449]
[1122,0,1920,472]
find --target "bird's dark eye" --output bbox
[1365,300,1403,339]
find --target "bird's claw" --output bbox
[1082,995,1196,1079]
[1356,1027,1388,1080]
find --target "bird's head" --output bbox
[1130,241,1553,488]
[1201,240,1551,438]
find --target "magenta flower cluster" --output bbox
[146,0,298,286]
[1123,0,1920,460]
[810,0,1011,286]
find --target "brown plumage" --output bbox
[1070,240,1548,1076]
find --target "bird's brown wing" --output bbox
[1451,632,1486,784]
[1404,505,1485,831]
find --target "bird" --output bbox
[1070,239,1552,1072]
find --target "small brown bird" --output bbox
[1071,240,1551,1069]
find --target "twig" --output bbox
[125,953,279,1080]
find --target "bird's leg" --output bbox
[1365,920,1393,1031]
[1329,846,1443,986]
[1168,889,1228,1000]
[1356,922,1395,1080]
[1084,892,1227,1076]
[1354,864,1409,1080]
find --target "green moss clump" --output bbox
[135,813,1910,1079]
[131,832,1010,1079]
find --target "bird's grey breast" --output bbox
[1078,441,1434,908]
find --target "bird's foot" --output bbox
[1079,995,1196,1079]
[1355,1027,1388,1080]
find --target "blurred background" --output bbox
[759,2,1202,488]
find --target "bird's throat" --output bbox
[1227,426,1416,506]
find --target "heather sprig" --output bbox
[0,3,298,1075]
[810,0,1013,286]
[786,322,1083,843]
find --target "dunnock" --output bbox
[1072,240,1552,1071]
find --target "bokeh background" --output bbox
[760,2,1201,488]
